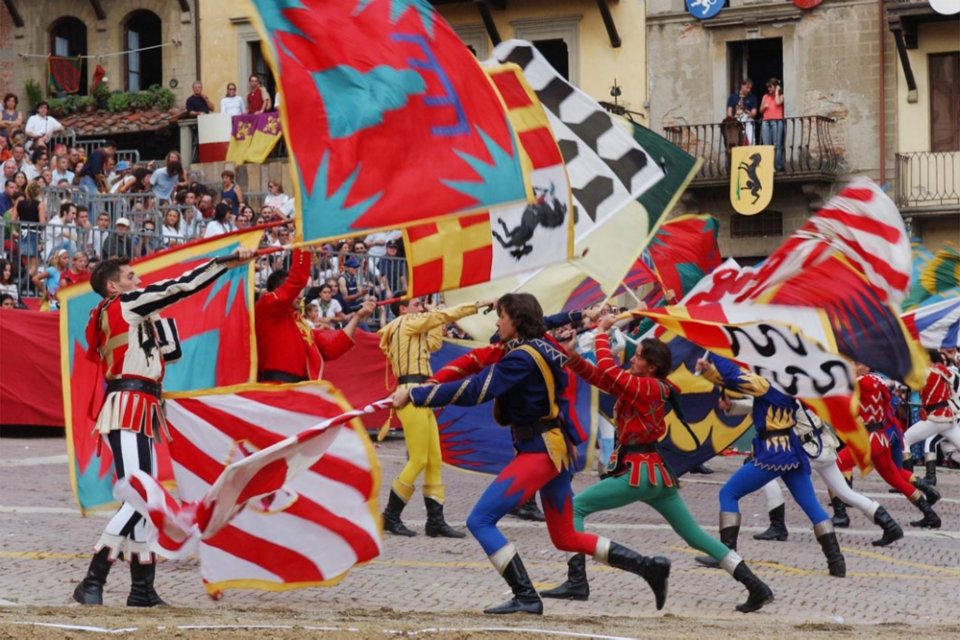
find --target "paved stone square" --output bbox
[1,432,959,637]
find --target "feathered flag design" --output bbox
[59,229,265,513]
[115,385,384,595]
[901,297,960,349]
[249,0,530,242]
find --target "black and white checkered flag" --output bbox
[493,39,664,247]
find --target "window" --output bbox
[929,52,960,152]
[249,41,278,105]
[452,25,489,60]
[124,10,162,91]
[50,17,88,95]
[728,38,783,108]
[512,17,580,85]
[730,210,783,238]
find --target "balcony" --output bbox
[895,151,960,215]
[663,116,841,187]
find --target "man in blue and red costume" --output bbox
[391,293,670,615]
[695,353,846,577]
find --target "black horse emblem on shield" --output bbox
[492,184,567,260]
[737,153,763,205]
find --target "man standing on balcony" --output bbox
[760,78,786,172]
[185,82,214,117]
[726,80,758,145]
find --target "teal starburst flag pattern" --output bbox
[249,0,530,243]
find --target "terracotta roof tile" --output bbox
[61,108,187,137]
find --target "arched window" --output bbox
[50,17,88,95]
[124,10,163,91]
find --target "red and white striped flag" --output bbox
[116,384,387,596]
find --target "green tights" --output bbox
[573,463,731,562]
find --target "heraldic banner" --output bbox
[730,145,775,215]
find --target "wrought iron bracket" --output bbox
[596,0,621,48]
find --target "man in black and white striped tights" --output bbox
[73,249,255,606]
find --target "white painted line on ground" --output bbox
[0,454,69,467]
[6,621,136,633]
[0,505,110,516]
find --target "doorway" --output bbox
[728,38,783,107]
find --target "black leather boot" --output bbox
[126,559,167,607]
[830,496,850,528]
[606,542,670,610]
[909,496,942,528]
[912,476,941,506]
[540,554,589,601]
[871,506,904,547]
[696,513,739,569]
[924,459,938,486]
[510,498,546,522]
[424,497,466,538]
[902,455,915,473]
[483,554,543,615]
[732,561,774,613]
[73,547,112,605]
[753,504,788,541]
[382,489,416,537]
[814,523,845,578]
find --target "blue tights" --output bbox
[719,459,830,525]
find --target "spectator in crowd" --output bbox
[760,77,786,172]
[101,217,133,259]
[44,201,78,259]
[23,148,48,181]
[60,251,89,288]
[40,168,53,186]
[0,258,19,302]
[68,146,82,168]
[109,162,143,194]
[1,93,23,140]
[220,170,243,215]
[0,135,11,162]
[32,248,69,310]
[726,79,758,145]
[2,189,22,258]
[353,240,380,290]
[3,158,17,181]
[313,282,345,328]
[78,140,117,194]
[237,204,255,229]
[365,229,401,260]
[10,143,26,172]
[106,160,132,192]
[13,171,27,192]
[185,82,214,116]
[161,208,184,247]
[90,211,111,258]
[203,202,236,238]
[0,292,15,308]
[15,180,45,277]
[50,153,75,185]
[220,83,244,117]
[304,299,323,329]
[74,205,91,252]
[198,192,215,220]
[24,101,63,150]
[176,189,203,237]
[338,256,369,314]
[136,218,162,257]
[151,152,186,202]
[0,178,14,214]
[263,180,293,217]
[247,74,271,114]
[379,240,406,300]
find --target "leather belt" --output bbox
[512,419,560,441]
[618,443,657,454]
[759,428,790,440]
[259,370,308,383]
[106,378,162,400]
[924,401,948,412]
[865,421,885,433]
[398,374,429,385]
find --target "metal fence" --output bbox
[663,115,840,183]
[895,151,960,211]
[47,129,141,164]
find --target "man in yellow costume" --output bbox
[378,294,494,537]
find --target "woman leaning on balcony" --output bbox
[760,78,785,172]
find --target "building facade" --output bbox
[1,0,198,106]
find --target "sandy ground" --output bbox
[1,606,959,640]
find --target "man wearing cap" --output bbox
[337,256,369,314]
[255,249,375,383]
[379,294,494,538]
[107,160,132,192]
[101,217,133,259]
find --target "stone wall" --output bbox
[3,0,198,108]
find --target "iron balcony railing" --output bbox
[894,151,960,211]
[663,115,841,185]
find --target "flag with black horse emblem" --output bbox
[730,145,774,215]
